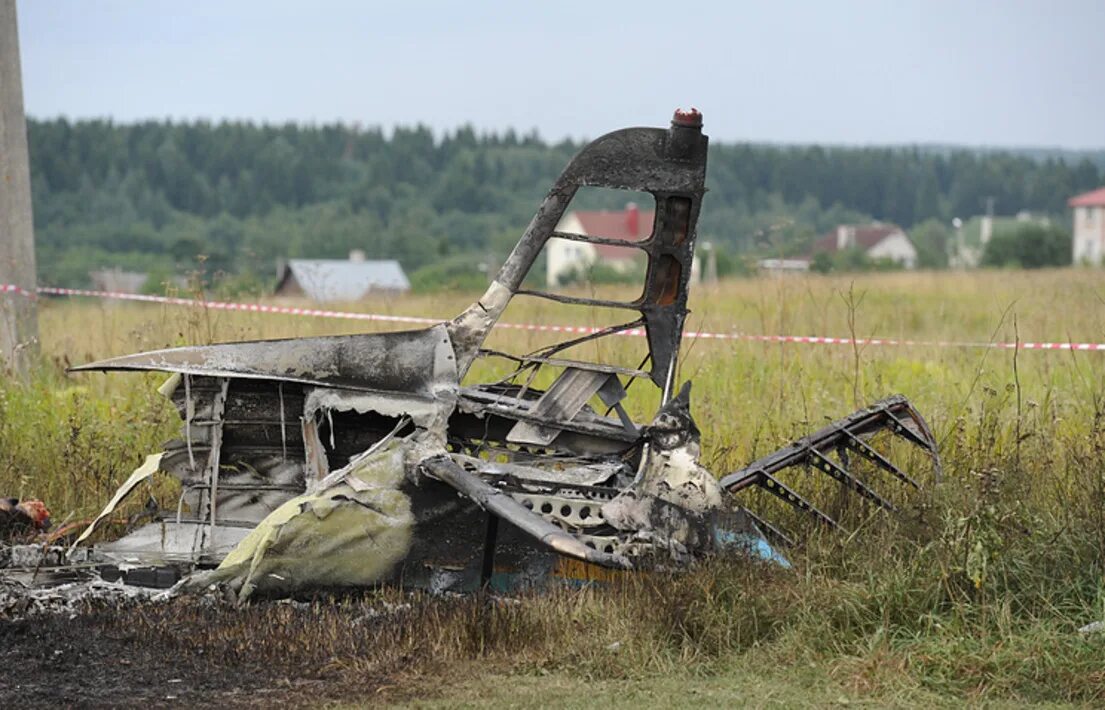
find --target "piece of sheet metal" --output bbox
[72,325,458,397]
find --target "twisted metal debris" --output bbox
[7,110,941,600]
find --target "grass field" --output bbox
[3,268,1105,706]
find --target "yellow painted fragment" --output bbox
[189,439,414,601]
[157,372,182,397]
[553,557,623,584]
[72,452,164,549]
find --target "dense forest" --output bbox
[27,118,1105,289]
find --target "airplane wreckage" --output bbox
[26,110,940,600]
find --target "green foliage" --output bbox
[809,247,906,274]
[408,254,492,293]
[139,266,178,295]
[26,119,1103,286]
[558,260,647,287]
[981,223,1072,268]
[711,244,754,277]
[910,218,952,268]
[210,269,270,299]
[810,251,834,274]
[0,367,176,518]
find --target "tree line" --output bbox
[27,118,1104,289]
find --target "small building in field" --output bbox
[812,223,918,269]
[1069,187,1105,265]
[89,268,187,294]
[274,251,410,302]
[546,203,653,287]
[757,258,811,274]
[89,268,149,294]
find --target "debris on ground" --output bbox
[1078,620,1105,635]
[2,110,941,601]
[0,498,50,539]
[0,576,164,621]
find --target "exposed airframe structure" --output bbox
[68,111,941,599]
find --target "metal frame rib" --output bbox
[720,395,940,534]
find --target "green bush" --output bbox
[982,223,1071,268]
[409,255,491,293]
[557,260,647,287]
[809,247,906,274]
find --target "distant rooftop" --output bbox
[277,257,409,302]
[89,268,148,294]
[89,268,187,294]
[1069,187,1105,208]
[812,224,905,253]
[567,203,654,259]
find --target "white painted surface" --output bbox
[546,214,599,286]
[866,231,918,268]
[1073,206,1105,265]
[836,225,855,250]
[758,258,811,272]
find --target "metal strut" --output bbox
[720,395,940,534]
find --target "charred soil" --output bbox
[0,595,410,708]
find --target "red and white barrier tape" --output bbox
[35,286,442,326]
[0,283,36,299]
[4,284,1105,352]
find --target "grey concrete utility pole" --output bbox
[0,0,38,375]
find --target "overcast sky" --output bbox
[16,0,1105,148]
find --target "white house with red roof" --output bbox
[811,223,918,269]
[546,203,653,286]
[1069,187,1105,265]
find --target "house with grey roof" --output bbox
[89,268,149,294]
[274,251,410,302]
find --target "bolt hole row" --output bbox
[519,496,598,524]
[583,539,617,554]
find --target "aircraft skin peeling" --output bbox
[53,111,941,599]
[184,439,415,601]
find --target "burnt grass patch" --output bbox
[0,563,793,708]
[0,593,444,707]
[3,523,1105,707]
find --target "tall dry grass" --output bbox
[3,268,1105,702]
